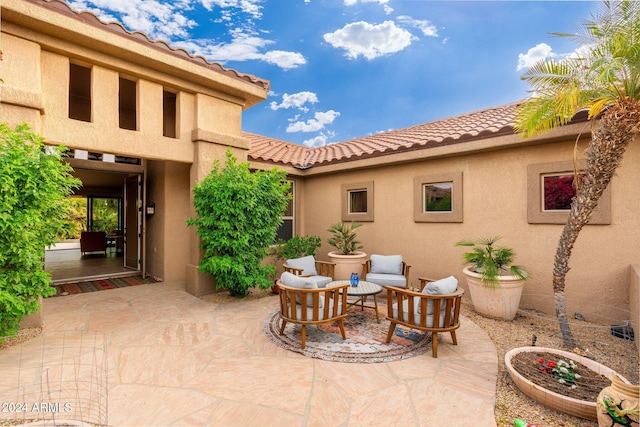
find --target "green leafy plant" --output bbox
[327,221,363,255]
[188,150,291,297]
[455,236,529,287]
[0,123,80,343]
[58,197,87,239]
[271,235,322,263]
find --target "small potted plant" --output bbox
[326,221,367,281]
[455,236,529,320]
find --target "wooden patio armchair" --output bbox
[385,277,464,357]
[276,279,349,349]
[362,254,411,288]
[283,255,336,288]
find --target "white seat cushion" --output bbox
[392,300,449,328]
[308,275,332,288]
[366,273,407,288]
[420,276,458,314]
[286,255,317,276]
[369,254,403,275]
[295,299,344,321]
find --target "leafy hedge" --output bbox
[0,124,80,342]
[189,150,291,297]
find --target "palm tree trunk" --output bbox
[553,100,640,349]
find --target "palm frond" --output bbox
[588,97,612,118]
[517,0,640,137]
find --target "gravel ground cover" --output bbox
[461,301,639,427]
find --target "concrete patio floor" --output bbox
[1,282,498,426]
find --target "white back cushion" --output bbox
[286,255,317,276]
[421,276,458,315]
[369,254,403,275]
[280,272,321,307]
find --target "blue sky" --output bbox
[67,0,598,147]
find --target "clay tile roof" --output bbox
[247,101,521,168]
[33,0,270,91]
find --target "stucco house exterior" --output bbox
[247,105,639,338]
[1,0,638,341]
[1,0,270,297]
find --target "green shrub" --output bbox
[0,123,80,342]
[188,150,291,297]
[271,235,322,263]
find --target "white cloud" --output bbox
[67,0,303,70]
[324,21,415,60]
[68,0,196,41]
[303,135,329,148]
[517,43,556,71]
[173,30,306,70]
[263,50,307,69]
[287,110,341,133]
[270,92,319,111]
[200,0,263,19]
[344,0,393,15]
[303,130,338,147]
[186,31,271,61]
[397,16,438,37]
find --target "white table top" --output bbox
[328,280,383,296]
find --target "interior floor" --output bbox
[45,242,137,284]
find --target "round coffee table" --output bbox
[328,280,383,323]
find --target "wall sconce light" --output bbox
[146,203,156,215]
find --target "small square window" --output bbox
[414,172,462,223]
[349,189,368,213]
[542,173,583,211]
[342,181,373,222]
[527,161,610,224]
[424,182,453,212]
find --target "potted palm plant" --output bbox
[455,236,529,320]
[326,221,367,281]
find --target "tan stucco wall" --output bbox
[630,265,640,354]
[146,160,191,283]
[297,138,640,324]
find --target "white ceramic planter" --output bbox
[462,266,525,321]
[327,251,367,281]
[505,346,629,420]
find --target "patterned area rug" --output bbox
[50,275,158,297]
[263,302,431,363]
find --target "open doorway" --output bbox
[45,157,146,284]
